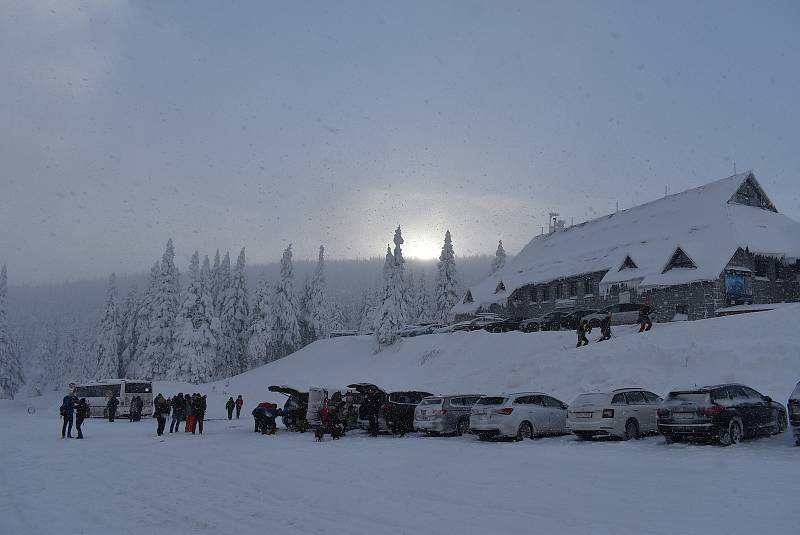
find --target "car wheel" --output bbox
[719,418,743,446]
[623,419,640,440]
[456,419,469,437]
[516,421,534,441]
[663,435,674,445]
[478,432,493,441]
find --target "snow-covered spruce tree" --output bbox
[94,273,120,380]
[123,261,159,378]
[415,270,432,324]
[491,239,507,274]
[433,230,460,323]
[218,248,249,377]
[374,227,410,347]
[247,274,273,367]
[214,251,231,319]
[301,245,330,343]
[170,252,218,383]
[328,299,347,333]
[271,245,302,360]
[358,287,378,334]
[0,265,24,399]
[144,239,181,379]
[211,249,222,309]
[117,283,138,375]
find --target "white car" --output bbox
[469,392,569,441]
[567,388,662,440]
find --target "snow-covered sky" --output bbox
[2,0,799,284]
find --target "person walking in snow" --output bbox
[75,398,90,439]
[597,313,612,342]
[191,394,207,435]
[576,319,591,347]
[106,392,119,422]
[60,390,78,438]
[170,393,184,433]
[153,394,171,436]
[638,302,653,332]
[364,387,383,437]
[235,395,244,419]
[185,393,194,432]
[136,396,144,421]
[226,397,235,420]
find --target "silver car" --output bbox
[414,395,483,436]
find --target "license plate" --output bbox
[673,412,695,420]
[575,412,593,419]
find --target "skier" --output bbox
[638,302,653,332]
[153,394,171,436]
[235,395,244,419]
[59,390,78,438]
[170,393,184,433]
[576,319,591,347]
[106,392,119,422]
[226,397,235,420]
[597,313,612,342]
[75,398,90,439]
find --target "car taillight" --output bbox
[788,400,799,413]
[698,405,723,416]
[657,408,669,418]
[602,409,614,418]
[432,409,448,415]
[382,404,390,412]
[495,408,514,415]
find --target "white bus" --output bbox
[74,379,154,418]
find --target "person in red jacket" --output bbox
[235,395,244,419]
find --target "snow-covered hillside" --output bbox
[175,306,800,416]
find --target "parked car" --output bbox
[567,388,662,440]
[583,303,650,327]
[432,320,473,334]
[468,315,505,331]
[559,309,599,330]
[788,382,800,446]
[469,392,568,441]
[520,311,571,332]
[414,394,483,436]
[268,385,309,432]
[399,323,447,337]
[657,384,787,445]
[330,329,359,338]
[483,317,524,333]
[348,383,432,435]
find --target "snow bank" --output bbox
[162,305,800,418]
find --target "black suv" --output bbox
[657,384,787,445]
[268,385,309,432]
[483,317,525,333]
[348,383,433,435]
[520,311,570,332]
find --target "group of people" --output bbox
[127,396,145,422]
[153,392,210,436]
[225,395,244,420]
[575,304,655,348]
[59,388,90,439]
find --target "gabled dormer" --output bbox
[463,290,473,304]
[729,173,777,212]
[494,280,506,293]
[663,246,697,273]
[618,255,638,271]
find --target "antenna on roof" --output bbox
[615,200,619,212]
[733,160,737,174]
[664,185,668,198]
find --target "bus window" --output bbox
[124,382,152,394]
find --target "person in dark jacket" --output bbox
[576,319,591,347]
[60,391,78,438]
[136,396,144,421]
[191,394,206,435]
[226,397,235,420]
[106,392,119,422]
[235,395,244,419]
[170,393,184,433]
[597,314,612,342]
[252,403,280,434]
[184,394,194,432]
[153,394,171,436]
[75,398,90,439]
[638,304,653,332]
[364,387,383,437]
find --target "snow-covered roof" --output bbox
[454,172,800,315]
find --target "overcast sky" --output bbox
[2,0,798,284]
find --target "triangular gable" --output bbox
[463,290,473,304]
[618,255,638,271]
[494,281,506,293]
[729,173,777,212]
[662,246,697,273]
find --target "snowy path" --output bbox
[1,402,798,535]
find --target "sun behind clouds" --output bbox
[404,235,441,260]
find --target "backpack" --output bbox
[59,405,67,417]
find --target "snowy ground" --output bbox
[3,308,799,534]
[1,400,798,535]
